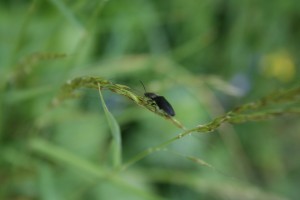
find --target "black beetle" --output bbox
[140,81,175,117]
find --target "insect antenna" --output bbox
[139,80,147,93]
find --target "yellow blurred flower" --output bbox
[261,50,296,82]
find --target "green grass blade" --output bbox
[97,83,122,168]
[37,163,62,200]
[48,0,83,29]
[29,138,108,177]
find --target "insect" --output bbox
[140,81,175,117]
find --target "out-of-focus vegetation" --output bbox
[1,0,300,199]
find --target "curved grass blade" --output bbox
[48,0,83,29]
[97,83,122,168]
[29,138,108,177]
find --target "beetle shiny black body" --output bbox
[140,81,175,117]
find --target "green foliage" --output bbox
[1,0,300,200]
[98,83,122,168]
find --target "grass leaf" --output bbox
[29,138,108,177]
[48,0,83,29]
[97,83,122,168]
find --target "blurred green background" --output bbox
[1,0,300,199]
